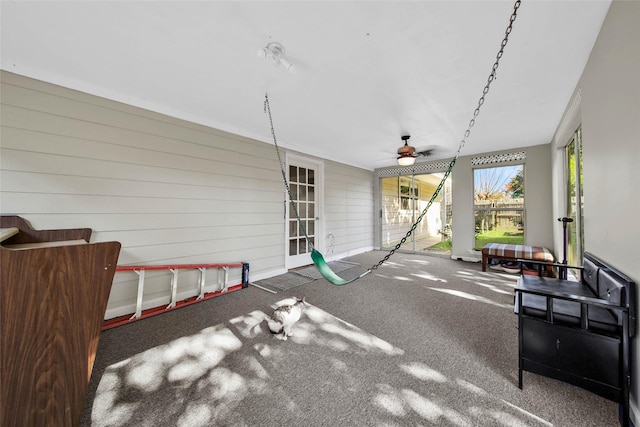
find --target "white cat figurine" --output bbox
[267,297,306,340]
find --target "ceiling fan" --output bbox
[396,135,434,166]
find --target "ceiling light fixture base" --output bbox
[257,42,295,72]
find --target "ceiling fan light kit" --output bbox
[397,135,416,166]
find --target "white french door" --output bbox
[286,156,322,269]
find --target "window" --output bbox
[400,177,419,211]
[565,128,584,265]
[474,165,525,250]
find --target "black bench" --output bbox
[514,252,636,426]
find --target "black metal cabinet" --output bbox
[520,317,621,401]
[515,268,633,427]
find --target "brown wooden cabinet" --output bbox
[1,216,120,426]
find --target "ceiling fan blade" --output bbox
[415,146,438,157]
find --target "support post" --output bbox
[558,217,573,280]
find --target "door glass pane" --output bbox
[566,128,584,266]
[380,174,452,255]
[287,162,316,260]
[414,174,452,254]
[381,176,401,249]
[473,165,524,250]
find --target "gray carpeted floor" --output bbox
[82,251,620,427]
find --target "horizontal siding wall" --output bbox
[323,161,374,259]
[1,71,289,318]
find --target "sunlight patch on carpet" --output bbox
[374,363,555,426]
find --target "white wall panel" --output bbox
[323,161,374,259]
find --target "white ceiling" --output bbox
[1,1,611,170]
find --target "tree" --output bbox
[474,167,513,200]
[506,169,524,198]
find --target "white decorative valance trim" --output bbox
[471,151,526,166]
[375,160,453,177]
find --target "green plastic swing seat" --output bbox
[311,249,370,286]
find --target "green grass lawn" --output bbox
[474,229,524,250]
[426,240,452,252]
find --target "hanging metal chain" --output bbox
[264,94,315,251]
[370,0,522,271]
